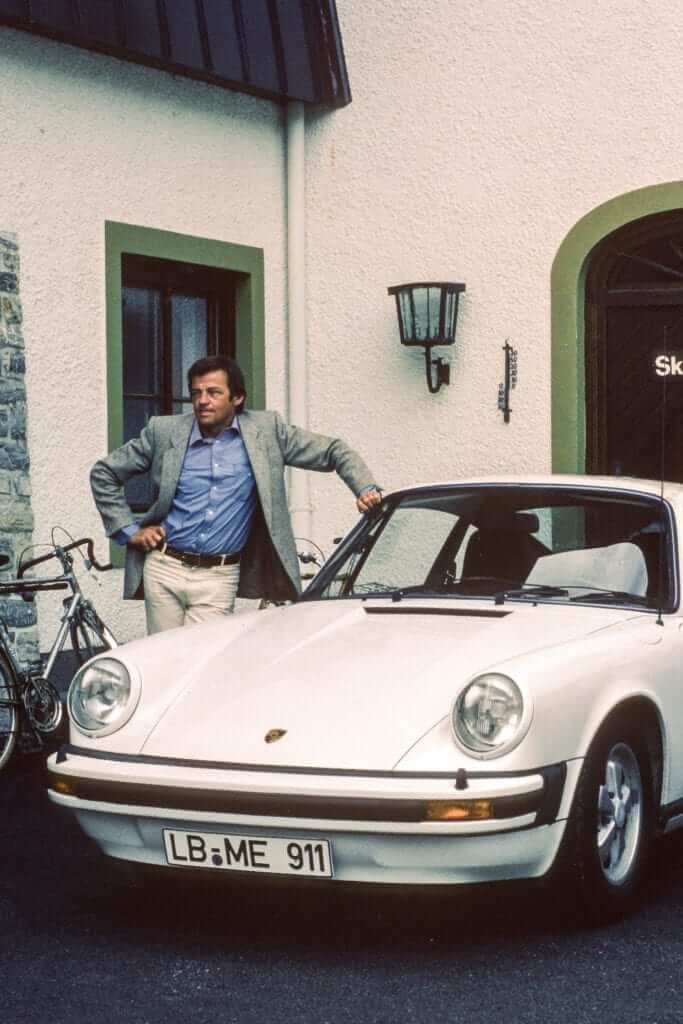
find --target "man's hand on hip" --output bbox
[129,525,166,551]
[356,488,382,513]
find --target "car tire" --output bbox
[556,714,655,925]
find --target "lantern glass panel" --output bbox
[398,291,412,343]
[444,289,458,341]
[411,286,439,342]
[413,287,428,342]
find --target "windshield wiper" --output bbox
[494,584,652,608]
[494,584,570,606]
[568,589,651,607]
[356,585,448,602]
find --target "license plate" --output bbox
[163,829,333,877]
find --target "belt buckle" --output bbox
[182,551,202,568]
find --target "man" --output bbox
[91,355,381,633]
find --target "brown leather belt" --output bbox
[161,545,241,568]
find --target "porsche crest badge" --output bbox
[265,728,287,744]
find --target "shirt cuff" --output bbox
[113,524,139,546]
[358,485,380,496]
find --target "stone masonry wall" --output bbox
[0,232,39,669]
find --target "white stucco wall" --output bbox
[0,28,287,645]
[5,3,683,647]
[302,0,683,552]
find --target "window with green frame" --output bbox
[105,222,266,532]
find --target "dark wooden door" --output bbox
[586,210,683,482]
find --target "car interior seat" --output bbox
[460,511,549,587]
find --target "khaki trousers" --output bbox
[143,548,240,634]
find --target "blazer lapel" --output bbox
[157,414,194,517]
[239,412,272,523]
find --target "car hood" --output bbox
[140,598,636,769]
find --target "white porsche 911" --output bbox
[48,476,683,921]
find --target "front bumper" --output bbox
[47,745,581,885]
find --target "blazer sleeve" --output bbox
[273,412,377,496]
[90,419,157,537]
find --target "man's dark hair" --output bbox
[187,355,247,408]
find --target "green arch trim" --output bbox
[551,181,683,473]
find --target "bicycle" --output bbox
[257,538,327,610]
[296,536,326,580]
[0,534,118,771]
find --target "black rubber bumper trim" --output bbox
[50,749,567,825]
[533,763,566,826]
[47,771,546,822]
[56,744,564,782]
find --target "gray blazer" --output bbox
[90,409,376,602]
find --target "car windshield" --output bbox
[305,484,676,611]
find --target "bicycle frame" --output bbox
[0,537,117,682]
[0,535,117,769]
[0,614,23,682]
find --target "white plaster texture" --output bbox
[302,0,683,552]
[0,29,287,644]
[4,3,683,644]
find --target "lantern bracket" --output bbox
[425,348,450,393]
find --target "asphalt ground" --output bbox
[4,741,683,1024]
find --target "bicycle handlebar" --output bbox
[18,537,113,577]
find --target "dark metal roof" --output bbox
[0,0,351,107]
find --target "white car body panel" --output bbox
[45,474,683,890]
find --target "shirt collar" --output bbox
[189,415,241,446]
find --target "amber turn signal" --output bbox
[49,775,75,796]
[425,799,493,821]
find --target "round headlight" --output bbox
[452,673,530,759]
[68,657,137,736]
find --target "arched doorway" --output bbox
[585,209,683,482]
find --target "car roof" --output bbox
[384,474,683,501]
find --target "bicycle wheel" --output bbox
[24,675,63,734]
[70,609,113,665]
[0,649,19,770]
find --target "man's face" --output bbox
[190,370,244,436]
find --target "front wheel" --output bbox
[70,609,114,665]
[557,716,654,924]
[0,650,19,771]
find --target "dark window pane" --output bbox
[275,0,313,100]
[120,255,236,510]
[28,0,75,28]
[165,0,204,69]
[241,0,278,91]
[171,294,207,400]
[124,397,161,509]
[172,397,194,416]
[0,0,29,16]
[202,0,242,79]
[122,286,161,394]
[121,0,162,57]
[79,0,120,45]
[123,396,161,441]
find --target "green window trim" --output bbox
[551,182,683,475]
[104,221,265,566]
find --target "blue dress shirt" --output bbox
[116,417,257,555]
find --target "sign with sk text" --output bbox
[655,355,683,376]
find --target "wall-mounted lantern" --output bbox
[388,281,466,393]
